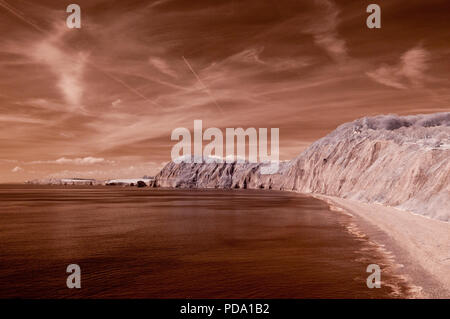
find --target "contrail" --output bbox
[182,56,223,113]
[0,0,46,33]
[0,0,161,107]
[89,64,163,107]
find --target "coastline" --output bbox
[313,194,450,298]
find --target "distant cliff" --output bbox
[152,113,450,221]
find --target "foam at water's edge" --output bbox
[315,195,424,298]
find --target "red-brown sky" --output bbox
[1,0,449,182]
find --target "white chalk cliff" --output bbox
[152,113,450,221]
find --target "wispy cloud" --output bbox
[367,46,430,89]
[0,114,49,124]
[401,46,430,87]
[30,157,114,165]
[29,29,88,109]
[149,57,178,78]
[111,99,122,108]
[303,0,348,62]
[0,1,88,110]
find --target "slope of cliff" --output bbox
[287,113,450,221]
[152,113,450,221]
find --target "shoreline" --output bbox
[313,194,450,299]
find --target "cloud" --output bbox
[17,98,64,112]
[0,159,18,163]
[0,114,49,124]
[227,47,266,66]
[59,132,74,138]
[29,29,88,109]
[149,57,178,78]
[367,46,430,89]
[54,157,110,165]
[366,65,407,89]
[111,99,122,108]
[11,166,23,172]
[45,161,161,180]
[314,33,347,60]
[303,0,348,62]
[30,157,113,165]
[401,47,430,87]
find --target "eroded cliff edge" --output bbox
[152,113,450,221]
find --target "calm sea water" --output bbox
[0,185,412,298]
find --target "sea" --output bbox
[0,185,413,298]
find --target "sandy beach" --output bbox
[314,194,450,298]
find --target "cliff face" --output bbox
[152,160,291,190]
[152,113,450,221]
[287,113,450,221]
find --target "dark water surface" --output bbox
[0,185,411,298]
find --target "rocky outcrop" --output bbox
[152,113,450,221]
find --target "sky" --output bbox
[0,0,449,182]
